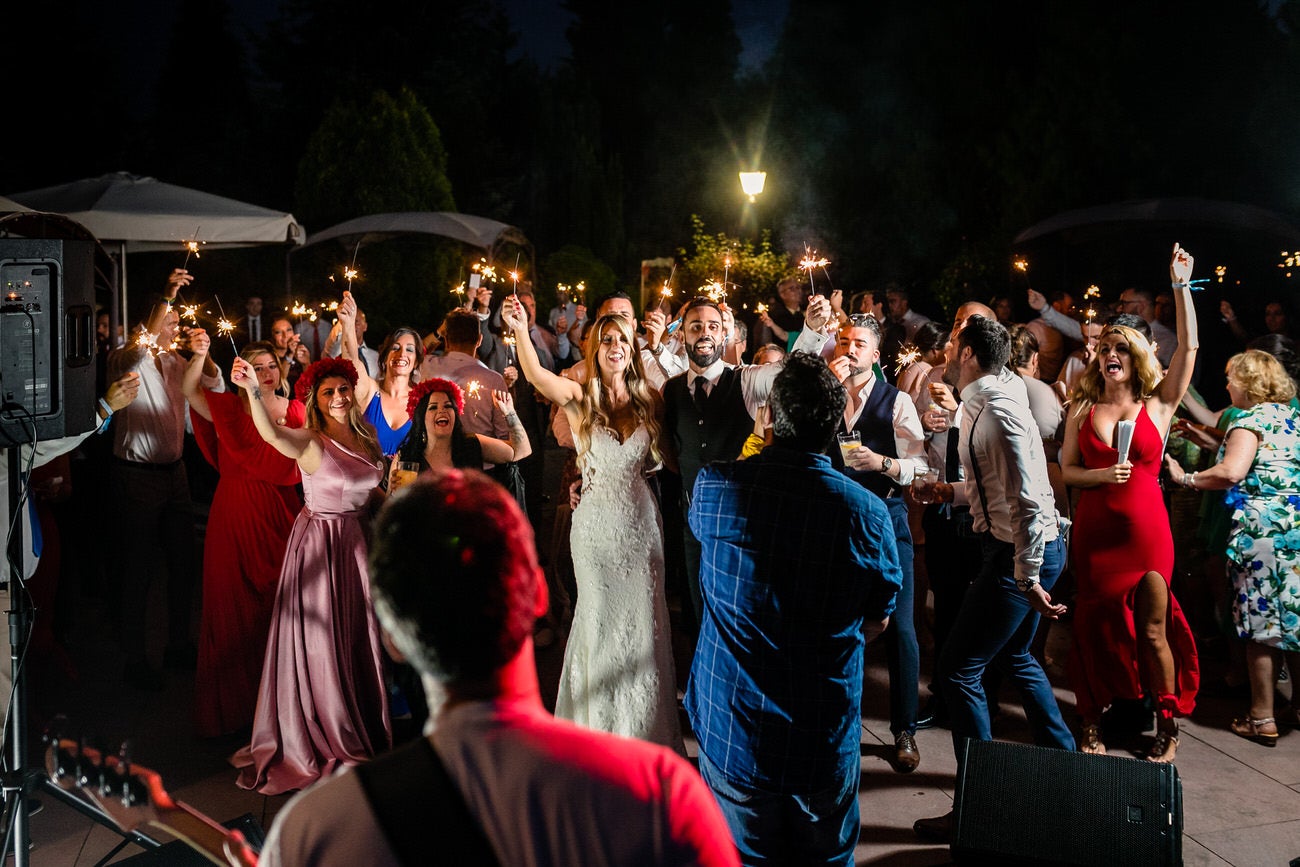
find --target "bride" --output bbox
[502,295,683,753]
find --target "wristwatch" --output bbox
[880,456,893,474]
[1015,577,1040,592]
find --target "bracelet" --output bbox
[97,397,113,418]
[1172,278,1211,292]
[1181,472,1191,488]
[1189,471,1197,490]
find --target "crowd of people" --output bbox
[22,240,1300,864]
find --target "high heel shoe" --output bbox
[1148,721,1178,763]
[1079,723,1106,755]
[1230,716,1279,746]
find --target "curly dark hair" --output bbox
[369,469,540,684]
[395,383,480,469]
[770,351,846,452]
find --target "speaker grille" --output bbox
[953,739,1181,866]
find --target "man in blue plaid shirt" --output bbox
[685,351,902,865]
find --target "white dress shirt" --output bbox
[683,327,831,418]
[957,369,1060,582]
[842,374,928,485]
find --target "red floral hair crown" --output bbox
[294,357,360,402]
[407,377,465,418]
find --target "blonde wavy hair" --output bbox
[1069,324,1164,418]
[574,314,662,468]
[303,372,383,464]
[1227,349,1297,406]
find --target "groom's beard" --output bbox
[686,337,724,368]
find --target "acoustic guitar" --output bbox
[44,735,259,866]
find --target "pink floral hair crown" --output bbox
[407,377,464,418]
[294,357,359,402]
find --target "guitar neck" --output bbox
[148,801,234,866]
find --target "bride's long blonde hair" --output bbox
[574,314,662,469]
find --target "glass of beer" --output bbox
[912,467,941,504]
[390,461,421,492]
[837,431,861,463]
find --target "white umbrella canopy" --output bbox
[4,171,304,252]
[5,172,305,318]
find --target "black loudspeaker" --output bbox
[0,238,96,444]
[952,739,1182,866]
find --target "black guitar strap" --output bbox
[354,737,501,866]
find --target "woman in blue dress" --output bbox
[336,290,423,455]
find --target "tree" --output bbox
[293,87,459,339]
[675,215,793,314]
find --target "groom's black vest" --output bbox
[664,367,751,499]
[828,376,902,500]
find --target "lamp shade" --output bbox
[739,171,767,202]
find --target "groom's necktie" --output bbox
[693,377,709,414]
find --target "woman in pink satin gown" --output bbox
[184,341,304,738]
[230,356,391,795]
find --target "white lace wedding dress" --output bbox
[555,425,684,754]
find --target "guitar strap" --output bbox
[355,736,501,866]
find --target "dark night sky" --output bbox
[498,0,790,71]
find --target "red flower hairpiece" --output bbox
[294,357,360,402]
[407,377,464,418]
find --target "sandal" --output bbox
[1230,716,1279,746]
[1080,724,1106,755]
[1148,722,1178,763]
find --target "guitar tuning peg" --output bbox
[44,713,69,745]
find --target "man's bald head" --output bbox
[953,302,996,334]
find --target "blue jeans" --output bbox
[881,496,919,735]
[940,532,1075,754]
[697,751,858,866]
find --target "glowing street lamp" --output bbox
[739,171,767,203]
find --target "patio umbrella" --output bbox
[4,172,305,314]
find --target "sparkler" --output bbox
[754,302,768,315]
[894,345,921,377]
[466,379,482,420]
[503,335,517,365]
[510,252,522,297]
[723,254,731,297]
[1083,285,1101,327]
[181,227,204,270]
[212,295,240,354]
[452,282,467,301]
[178,304,201,325]
[1215,265,1227,284]
[703,280,726,303]
[799,247,830,296]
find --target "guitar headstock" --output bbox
[43,716,254,867]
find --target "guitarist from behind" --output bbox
[259,469,739,866]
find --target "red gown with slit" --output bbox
[1067,405,1199,721]
[190,392,304,738]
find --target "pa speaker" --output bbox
[952,738,1182,866]
[0,238,96,444]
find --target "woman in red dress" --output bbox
[185,339,304,738]
[1060,244,1201,762]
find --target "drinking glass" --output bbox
[837,431,861,463]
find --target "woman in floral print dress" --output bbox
[1167,349,1300,746]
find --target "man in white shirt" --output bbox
[828,313,928,773]
[107,268,225,691]
[914,314,1074,841]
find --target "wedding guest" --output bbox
[106,268,215,691]
[1165,349,1300,747]
[184,338,303,738]
[1060,244,1200,762]
[233,357,390,795]
[687,351,900,865]
[337,290,422,456]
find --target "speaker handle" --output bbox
[64,305,93,367]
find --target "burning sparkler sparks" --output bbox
[894,345,921,376]
[181,227,204,270]
[799,247,830,296]
[212,295,240,354]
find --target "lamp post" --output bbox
[739,171,767,203]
